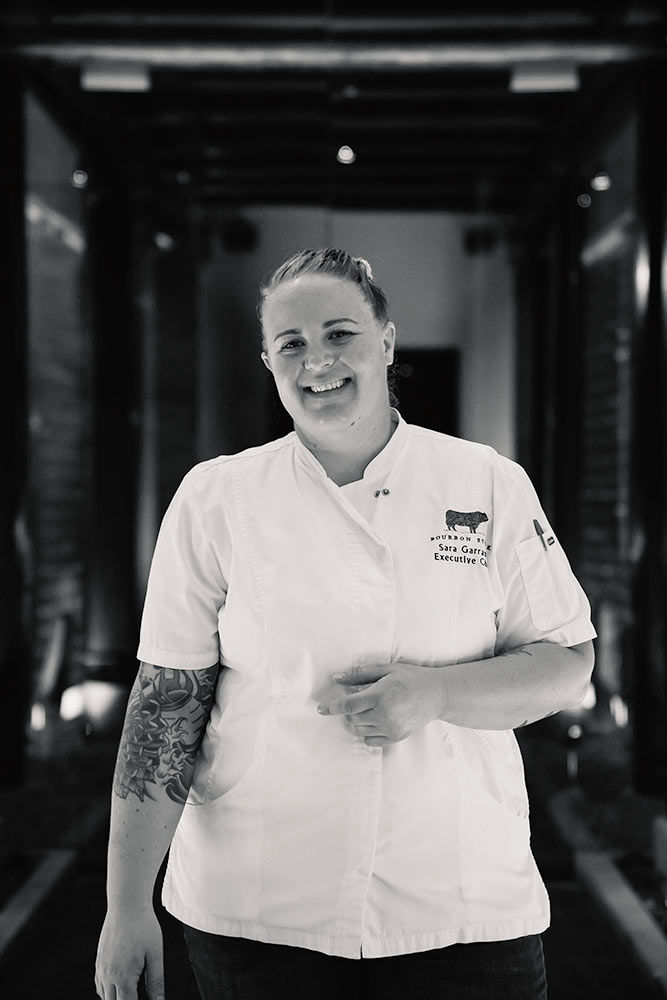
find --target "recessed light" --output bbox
[154,232,176,251]
[590,171,611,191]
[336,145,356,165]
[510,62,579,93]
[80,61,151,92]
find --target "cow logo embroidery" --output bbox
[431,510,490,566]
[445,509,489,533]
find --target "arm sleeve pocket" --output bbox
[515,536,581,632]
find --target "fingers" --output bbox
[116,984,139,1000]
[318,689,375,717]
[94,971,105,1000]
[145,948,166,1000]
[363,735,392,746]
[95,965,115,1000]
[344,719,377,733]
[334,664,392,685]
[95,965,138,1000]
[102,978,135,1000]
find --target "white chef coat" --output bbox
[137,410,596,959]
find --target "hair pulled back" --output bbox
[257,247,389,326]
[258,246,399,407]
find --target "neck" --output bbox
[296,407,395,486]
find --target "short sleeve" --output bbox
[136,471,227,670]
[493,461,597,654]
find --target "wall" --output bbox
[197,206,516,461]
[461,236,516,459]
[198,206,327,457]
[24,91,90,692]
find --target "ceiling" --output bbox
[3,3,667,226]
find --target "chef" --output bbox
[96,247,595,1000]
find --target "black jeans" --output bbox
[183,925,548,1000]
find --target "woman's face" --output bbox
[261,274,395,441]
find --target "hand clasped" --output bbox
[317,661,444,746]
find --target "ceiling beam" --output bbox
[9,10,663,35]
[7,40,663,70]
[191,188,520,213]
[16,14,598,33]
[157,162,529,180]
[119,112,545,130]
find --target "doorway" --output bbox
[393,348,459,437]
[265,346,459,441]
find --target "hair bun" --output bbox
[355,256,373,281]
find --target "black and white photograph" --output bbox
[1,4,666,998]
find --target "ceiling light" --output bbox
[577,193,592,208]
[590,171,611,191]
[336,145,356,165]
[71,169,88,188]
[154,232,176,251]
[60,685,85,722]
[80,61,151,92]
[509,62,579,92]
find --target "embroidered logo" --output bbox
[445,509,489,533]
[430,510,491,566]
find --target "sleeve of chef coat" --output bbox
[136,470,227,670]
[493,460,597,655]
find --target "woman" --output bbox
[96,248,596,1000]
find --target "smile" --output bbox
[305,378,350,394]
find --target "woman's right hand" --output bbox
[95,905,165,1000]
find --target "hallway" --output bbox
[1,5,667,997]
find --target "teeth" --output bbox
[309,379,346,393]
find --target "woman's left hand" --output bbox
[317,662,443,745]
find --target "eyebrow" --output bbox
[273,317,359,342]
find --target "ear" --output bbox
[382,322,396,365]
[261,350,272,373]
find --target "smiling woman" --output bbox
[96,245,596,1000]
[258,250,397,485]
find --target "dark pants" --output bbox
[183,925,548,1000]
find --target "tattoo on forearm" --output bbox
[113,663,219,805]
[497,644,534,660]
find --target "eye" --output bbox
[329,330,355,340]
[279,339,303,352]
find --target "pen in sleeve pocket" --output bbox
[533,519,548,550]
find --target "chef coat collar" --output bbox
[293,408,409,485]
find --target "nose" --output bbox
[303,348,334,372]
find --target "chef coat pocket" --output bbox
[450,726,533,905]
[204,753,264,809]
[516,535,580,632]
[449,725,529,822]
[203,690,284,809]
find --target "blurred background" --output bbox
[0,2,666,996]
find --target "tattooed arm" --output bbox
[96,661,219,1000]
[112,661,218,808]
